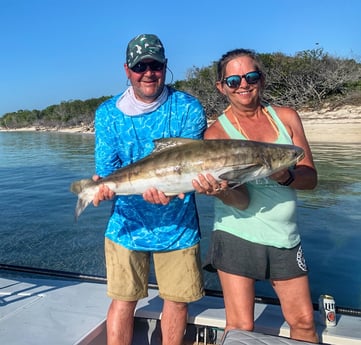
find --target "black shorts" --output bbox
[203,230,308,280]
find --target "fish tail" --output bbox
[70,178,96,221]
[74,195,92,221]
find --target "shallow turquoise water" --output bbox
[0,132,360,309]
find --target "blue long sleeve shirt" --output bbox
[95,87,207,251]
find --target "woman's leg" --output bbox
[272,275,318,343]
[218,270,256,332]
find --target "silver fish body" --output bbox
[70,138,304,219]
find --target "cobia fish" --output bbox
[70,138,304,219]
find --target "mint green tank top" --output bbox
[213,103,300,248]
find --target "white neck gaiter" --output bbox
[116,86,168,116]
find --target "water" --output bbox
[0,132,360,310]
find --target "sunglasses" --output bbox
[130,61,165,73]
[223,71,262,88]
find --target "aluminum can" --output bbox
[318,294,336,327]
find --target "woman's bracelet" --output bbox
[278,168,295,186]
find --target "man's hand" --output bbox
[92,175,115,207]
[142,187,185,205]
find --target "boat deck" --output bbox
[1,273,360,344]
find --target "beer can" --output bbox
[318,294,336,327]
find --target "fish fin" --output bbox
[163,192,181,196]
[219,164,266,184]
[153,138,197,152]
[229,183,242,190]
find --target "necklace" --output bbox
[230,108,249,139]
[230,105,279,139]
[261,106,279,135]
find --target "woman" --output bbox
[192,49,318,343]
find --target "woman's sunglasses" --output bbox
[130,61,165,73]
[223,71,262,89]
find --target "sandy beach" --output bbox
[1,105,361,143]
[300,105,361,143]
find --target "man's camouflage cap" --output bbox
[126,34,166,68]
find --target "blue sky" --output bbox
[1,0,360,116]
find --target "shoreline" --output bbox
[300,104,361,143]
[1,106,361,143]
[302,122,361,143]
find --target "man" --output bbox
[92,34,206,345]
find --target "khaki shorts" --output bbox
[105,238,204,302]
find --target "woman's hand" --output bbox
[192,173,227,196]
[193,173,249,210]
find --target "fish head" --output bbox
[294,145,305,163]
[267,144,305,171]
[217,141,305,184]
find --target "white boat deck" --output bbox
[1,273,360,344]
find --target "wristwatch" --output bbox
[278,169,295,186]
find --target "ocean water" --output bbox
[0,131,360,310]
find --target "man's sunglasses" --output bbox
[130,61,165,73]
[223,71,262,89]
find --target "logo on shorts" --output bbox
[296,246,308,271]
